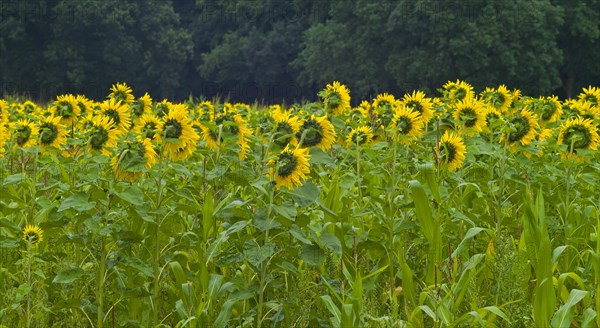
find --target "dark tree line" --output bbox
[0,0,599,103]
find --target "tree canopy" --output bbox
[0,0,598,102]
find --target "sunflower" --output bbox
[197,101,215,122]
[109,82,135,105]
[0,123,8,157]
[272,110,301,148]
[372,93,398,128]
[346,126,374,147]
[452,98,486,135]
[12,119,39,150]
[154,99,173,118]
[528,96,562,123]
[390,105,424,143]
[438,131,466,171]
[443,80,474,103]
[571,100,599,121]
[557,117,599,160]
[233,114,253,160]
[318,81,351,116]
[51,94,80,126]
[296,115,336,151]
[480,85,512,114]
[74,95,93,117]
[23,225,43,247]
[500,108,540,147]
[111,138,158,181]
[19,100,40,118]
[98,99,131,134]
[483,107,504,132]
[134,114,162,143]
[527,128,554,158]
[270,146,311,190]
[38,116,67,154]
[578,86,600,106]
[85,115,119,156]
[0,99,8,124]
[159,105,199,161]
[130,92,153,124]
[400,91,434,124]
[346,100,371,123]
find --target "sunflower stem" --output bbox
[257,185,275,328]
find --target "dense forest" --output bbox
[0,0,599,103]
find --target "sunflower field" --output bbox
[1,81,600,327]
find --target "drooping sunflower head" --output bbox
[159,105,199,161]
[134,114,162,143]
[438,131,467,172]
[480,85,512,114]
[571,100,599,121]
[318,81,351,116]
[558,117,599,159]
[391,105,424,144]
[98,99,131,134]
[111,138,158,181]
[452,98,486,135]
[443,80,474,103]
[38,116,67,153]
[130,92,153,122]
[296,115,336,151]
[0,100,8,124]
[401,90,434,124]
[483,107,504,132]
[197,101,215,122]
[272,111,301,148]
[12,119,39,150]
[109,82,135,105]
[19,100,40,117]
[154,100,173,118]
[528,96,563,123]
[269,146,311,190]
[51,94,80,126]
[346,100,371,123]
[346,126,374,147]
[0,123,8,157]
[501,108,540,146]
[23,225,43,247]
[372,93,398,128]
[578,86,600,106]
[86,115,118,156]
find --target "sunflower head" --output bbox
[197,101,215,122]
[52,94,80,126]
[318,81,351,116]
[130,93,153,120]
[452,98,486,134]
[501,108,540,146]
[23,225,43,247]
[528,96,562,123]
[109,82,135,105]
[579,86,600,106]
[346,126,374,147]
[12,119,39,150]
[558,117,599,158]
[269,146,311,190]
[391,106,424,143]
[401,91,434,123]
[160,105,199,161]
[443,80,474,103]
[98,99,131,135]
[296,115,336,151]
[86,115,118,155]
[438,131,466,171]
[38,116,67,153]
[111,138,158,181]
[372,93,398,128]
[480,85,512,113]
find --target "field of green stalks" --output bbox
[1,81,600,327]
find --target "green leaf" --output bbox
[301,244,325,266]
[114,185,144,206]
[273,203,297,221]
[243,240,276,268]
[551,289,588,328]
[58,193,95,212]
[52,267,83,284]
[289,181,319,207]
[2,173,24,186]
[318,231,342,256]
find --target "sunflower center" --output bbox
[131,100,145,117]
[406,100,423,114]
[440,141,457,164]
[114,91,128,103]
[39,123,58,145]
[25,231,40,244]
[104,109,121,128]
[297,119,323,147]
[90,127,109,150]
[396,116,412,135]
[458,108,477,128]
[563,125,591,150]
[351,131,367,145]
[507,115,530,143]
[16,125,32,146]
[274,122,293,146]
[277,152,298,178]
[164,119,183,139]
[492,92,505,108]
[540,101,558,121]
[454,88,467,101]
